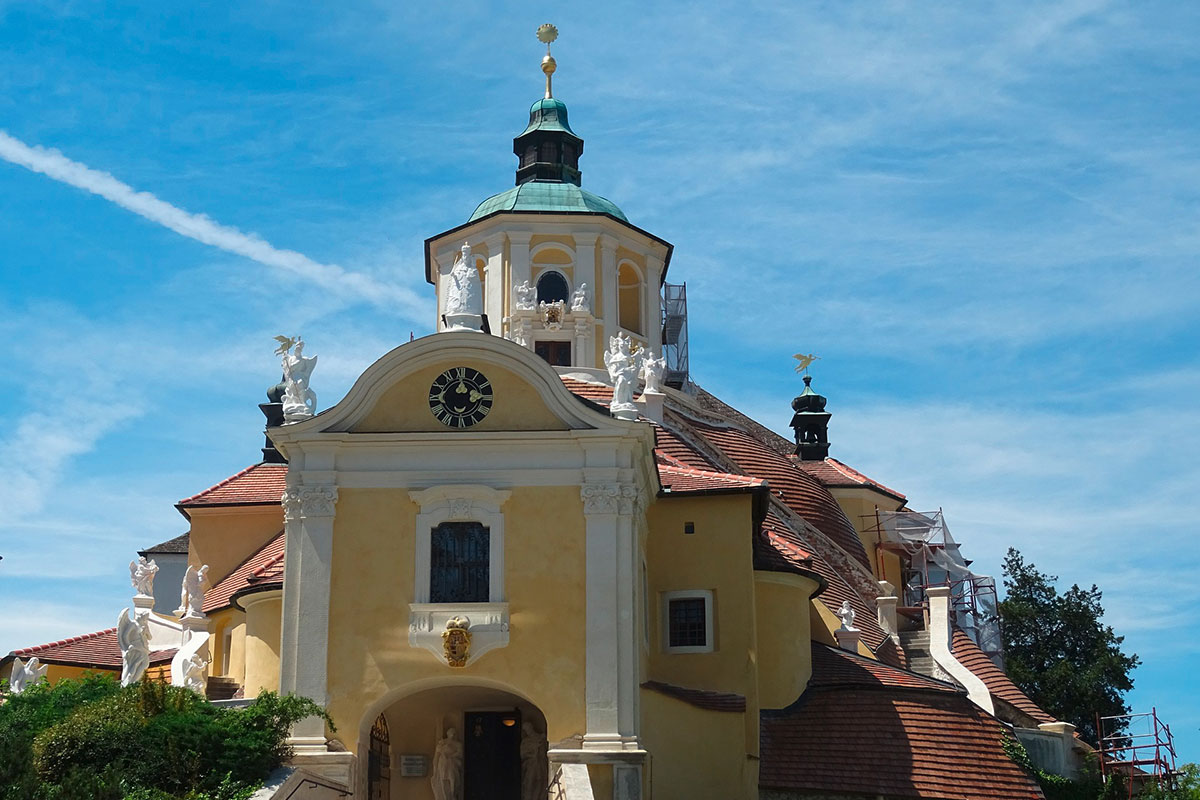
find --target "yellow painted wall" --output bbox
[350,362,568,433]
[753,574,820,709]
[209,608,246,681]
[588,764,614,800]
[187,506,284,587]
[641,689,754,800]
[242,591,282,698]
[324,485,588,753]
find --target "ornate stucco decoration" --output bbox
[539,299,565,330]
[441,616,472,668]
[581,482,641,515]
[282,485,339,521]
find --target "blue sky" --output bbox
[1,0,1197,760]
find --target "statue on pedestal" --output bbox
[514,280,535,311]
[520,722,549,800]
[570,282,589,313]
[276,335,318,422]
[445,242,483,331]
[836,600,858,631]
[431,727,464,800]
[117,607,151,687]
[641,350,666,394]
[8,656,47,693]
[182,652,208,694]
[604,333,642,419]
[176,564,209,619]
[129,555,159,598]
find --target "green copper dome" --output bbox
[520,98,577,136]
[469,181,627,222]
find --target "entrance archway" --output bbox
[358,683,549,800]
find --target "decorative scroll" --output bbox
[282,485,339,521]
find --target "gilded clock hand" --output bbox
[469,390,483,402]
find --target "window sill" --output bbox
[409,602,510,667]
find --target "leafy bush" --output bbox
[1,675,329,800]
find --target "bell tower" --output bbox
[791,375,832,460]
[422,25,674,372]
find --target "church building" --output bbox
[3,27,1089,800]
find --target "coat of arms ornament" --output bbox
[442,616,472,668]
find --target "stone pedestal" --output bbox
[835,627,862,653]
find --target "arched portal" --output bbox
[358,683,549,800]
[368,714,390,800]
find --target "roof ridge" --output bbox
[13,627,117,656]
[658,463,765,484]
[177,462,265,505]
[811,642,962,691]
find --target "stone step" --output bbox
[206,676,242,701]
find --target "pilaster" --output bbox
[509,231,532,300]
[483,233,505,323]
[599,234,618,338]
[278,483,339,751]
[644,254,664,352]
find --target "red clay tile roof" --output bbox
[761,645,1044,800]
[177,463,288,509]
[793,456,907,501]
[203,531,285,613]
[953,629,1056,725]
[8,628,174,670]
[654,424,716,470]
[139,532,190,555]
[692,387,796,458]
[657,464,765,494]
[642,680,746,712]
[559,377,614,404]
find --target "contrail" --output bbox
[0,130,423,315]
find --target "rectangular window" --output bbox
[662,590,714,653]
[430,521,490,603]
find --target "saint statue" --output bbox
[836,600,858,631]
[604,333,642,419]
[641,349,666,394]
[276,336,318,422]
[570,282,589,313]
[444,242,483,331]
[182,652,208,693]
[431,727,464,800]
[514,280,536,311]
[129,555,159,598]
[9,656,47,694]
[117,607,151,687]
[176,564,209,619]
[520,722,549,800]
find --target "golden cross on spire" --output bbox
[537,23,559,99]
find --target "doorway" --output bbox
[535,340,572,366]
[367,713,390,800]
[464,710,521,800]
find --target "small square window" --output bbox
[662,590,714,653]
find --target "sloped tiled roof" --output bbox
[7,628,174,669]
[953,629,1056,725]
[793,456,907,502]
[657,464,764,494]
[203,531,286,613]
[177,463,287,509]
[760,644,1044,800]
[642,680,746,712]
[139,532,190,555]
[558,377,614,405]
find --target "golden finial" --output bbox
[537,23,559,99]
[793,353,820,375]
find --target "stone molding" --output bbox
[282,485,338,521]
[581,482,640,515]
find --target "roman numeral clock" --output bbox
[428,367,494,428]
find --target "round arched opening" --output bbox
[536,271,569,305]
[618,262,643,334]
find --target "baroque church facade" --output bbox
[3,30,1087,800]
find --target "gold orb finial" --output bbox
[537,24,559,99]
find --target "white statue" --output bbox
[520,722,549,800]
[182,652,208,694]
[117,607,151,687]
[431,727,464,800]
[570,282,589,313]
[8,656,47,693]
[176,564,209,619]
[276,335,318,422]
[603,334,642,419]
[836,600,858,631]
[444,242,483,330]
[641,349,666,394]
[514,280,535,311]
[129,555,159,598]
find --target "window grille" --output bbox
[668,597,708,648]
[430,521,490,603]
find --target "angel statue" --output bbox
[570,282,590,313]
[604,333,642,420]
[118,607,151,687]
[276,335,318,423]
[129,555,159,598]
[183,652,208,693]
[514,280,535,311]
[9,656,48,694]
[641,349,666,394]
[836,600,858,632]
[793,352,820,375]
[176,564,209,619]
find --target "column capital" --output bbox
[573,231,599,247]
[597,233,619,253]
[282,485,339,522]
[507,230,534,246]
[581,481,641,516]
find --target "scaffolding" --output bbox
[869,509,1003,661]
[661,282,690,390]
[1097,708,1178,797]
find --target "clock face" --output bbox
[429,367,493,428]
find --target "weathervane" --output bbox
[537,23,559,99]
[793,352,820,376]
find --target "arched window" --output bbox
[536,271,569,305]
[618,262,643,334]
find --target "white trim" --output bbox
[661,590,714,654]
[534,267,573,302]
[530,240,576,262]
[409,485,511,603]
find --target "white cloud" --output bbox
[0,130,425,319]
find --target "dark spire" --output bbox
[259,376,287,464]
[790,375,832,461]
[513,24,584,186]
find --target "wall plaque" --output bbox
[399,754,428,777]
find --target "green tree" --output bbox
[998,548,1139,745]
